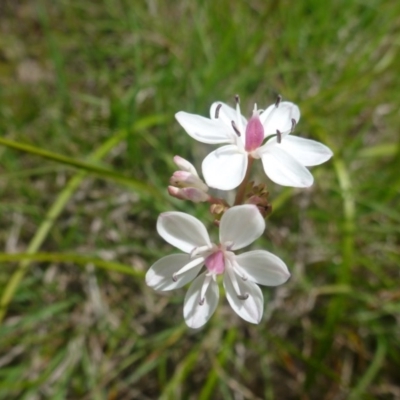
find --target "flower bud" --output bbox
[168,155,209,203]
[173,156,198,176]
[168,186,209,203]
[170,171,208,192]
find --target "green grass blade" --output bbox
[0,252,141,277]
[0,115,166,323]
[0,137,157,196]
[349,336,387,399]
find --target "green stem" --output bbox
[234,156,254,205]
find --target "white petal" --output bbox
[234,250,290,286]
[157,212,211,253]
[202,145,247,190]
[146,254,203,291]
[210,101,247,128]
[219,205,265,250]
[184,273,219,329]
[276,135,333,166]
[260,102,300,135]
[175,112,234,144]
[173,156,198,176]
[223,272,264,324]
[260,145,314,187]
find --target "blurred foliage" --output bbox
[0,0,399,399]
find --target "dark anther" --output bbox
[231,120,241,137]
[215,104,222,119]
[237,294,249,300]
[172,274,178,282]
[276,129,282,144]
[291,118,296,132]
[235,94,240,104]
[199,298,205,306]
[275,95,282,107]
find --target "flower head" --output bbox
[146,205,290,329]
[175,97,333,190]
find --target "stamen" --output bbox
[191,245,211,258]
[235,94,244,134]
[215,104,222,119]
[224,241,234,250]
[173,257,205,279]
[226,259,249,300]
[275,95,282,108]
[199,275,213,306]
[230,258,249,288]
[291,118,296,132]
[230,257,248,282]
[276,129,282,144]
[231,120,241,137]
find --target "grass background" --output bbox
[0,0,399,399]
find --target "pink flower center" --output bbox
[205,250,225,275]
[245,113,264,151]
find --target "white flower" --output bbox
[146,205,290,329]
[175,98,333,190]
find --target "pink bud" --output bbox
[170,171,192,186]
[245,113,264,151]
[170,171,208,191]
[173,156,198,176]
[167,186,183,199]
[167,186,209,203]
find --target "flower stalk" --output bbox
[234,156,254,206]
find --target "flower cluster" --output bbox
[146,95,333,328]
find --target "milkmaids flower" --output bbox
[146,205,290,329]
[175,97,333,190]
